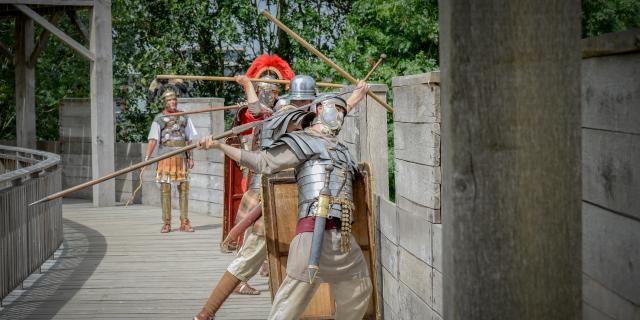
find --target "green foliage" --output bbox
[110,0,351,142]
[319,0,439,200]
[582,0,640,37]
[291,0,438,88]
[0,15,89,141]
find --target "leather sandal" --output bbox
[160,222,171,233]
[193,310,214,320]
[180,218,195,232]
[233,282,260,295]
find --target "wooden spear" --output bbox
[28,90,356,207]
[170,104,244,117]
[260,10,393,113]
[29,90,353,206]
[363,53,387,81]
[28,121,258,206]
[155,74,345,88]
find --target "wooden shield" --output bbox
[261,162,381,319]
[222,136,245,250]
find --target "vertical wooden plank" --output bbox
[15,15,36,149]
[440,1,582,319]
[53,168,63,249]
[0,150,62,301]
[89,1,115,206]
[1,190,7,298]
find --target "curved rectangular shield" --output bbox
[222,136,245,250]
[261,162,381,319]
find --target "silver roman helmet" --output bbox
[287,75,316,101]
[255,75,280,107]
[310,94,347,134]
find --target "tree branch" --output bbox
[28,11,62,68]
[0,41,13,64]
[67,9,89,44]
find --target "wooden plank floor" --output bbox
[0,200,272,319]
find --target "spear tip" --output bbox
[29,198,48,207]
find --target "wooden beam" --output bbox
[27,11,61,68]
[582,28,640,58]
[67,10,89,43]
[440,1,582,319]
[0,0,93,6]
[15,15,36,149]
[0,41,13,64]
[13,4,94,61]
[89,1,115,206]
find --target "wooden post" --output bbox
[89,0,115,206]
[359,84,389,199]
[15,15,35,149]
[439,2,582,319]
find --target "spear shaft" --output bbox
[29,90,355,207]
[170,104,243,117]
[155,74,345,88]
[260,10,393,113]
[363,54,387,82]
[28,122,257,207]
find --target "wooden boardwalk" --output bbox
[0,200,272,319]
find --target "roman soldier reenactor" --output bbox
[222,54,295,252]
[194,56,305,320]
[144,90,197,233]
[197,80,371,319]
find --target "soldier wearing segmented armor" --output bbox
[197,81,371,320]
[193,74,318,320]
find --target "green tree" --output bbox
[111,0,352,140]
[294,0,440,200]
[582,0,640,37]
[0,13,89,141]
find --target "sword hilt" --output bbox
[316,164,334,218]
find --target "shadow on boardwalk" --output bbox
[0,200,271,319]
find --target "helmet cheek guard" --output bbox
[256,76,280,108]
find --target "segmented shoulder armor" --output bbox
[258,107,313,150]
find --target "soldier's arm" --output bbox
[236,75,270,116]
[345,80,369,113]
[198,136,300,174]
[239,145,300,174]
[185,118,197,166]
[145,121,160,160]
[145,139,157,161]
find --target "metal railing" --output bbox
[0,145,62,301]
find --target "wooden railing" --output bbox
[0,145,62,301]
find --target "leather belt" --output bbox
[295,216,340,235]
[162,140,187,147]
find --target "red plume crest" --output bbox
[245,54,294,88]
